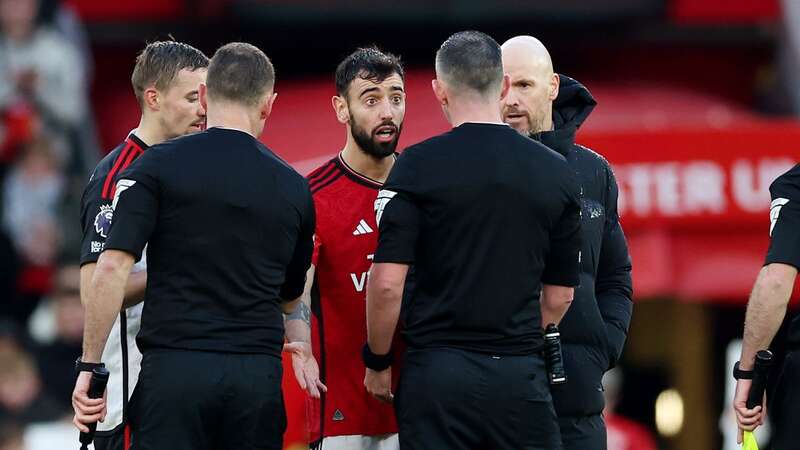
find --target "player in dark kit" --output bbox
[364,31,582,450]
[734,164,800,450]
[72,42,323,450]
[300,47,405,450]
[75,41,208,450]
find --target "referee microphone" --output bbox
[742,350,773,450]
[78,367,110,450]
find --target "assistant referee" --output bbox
[72,42,320,450]
[364,31,583,450]
[734,163,800,449]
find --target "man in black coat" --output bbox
[502,35,634,450]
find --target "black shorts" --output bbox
[771,350,800,450]
[94,426,128,450]
[395,347,561,450]
[128,349,285,450]
[558,414,606,450]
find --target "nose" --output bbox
[504,89,519,107]
[379,100,394,121]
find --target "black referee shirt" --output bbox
[103,127,315,357]
[374,122,582,355]
[765,164,800,346]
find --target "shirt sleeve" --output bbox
[102,154,160,261]
[765,196,800,270]
[372,190,421,264]
[280,186,316,301]
[79,171,110,266]
[372,153,422,264]
[541,171,583,287]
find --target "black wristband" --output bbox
[75,358,105,374]
[362,344,393,371]
[733,361,754,380]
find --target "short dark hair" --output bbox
[435,31,503,95]
[131,41,209,107]
[206,42,275,107]
[335,47,404,98]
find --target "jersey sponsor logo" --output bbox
[94,204,114,238]
[112,179,137,210]
[350,256,373,293]
[91,241,105,253]
[352,219,374,236]
[770,197,790,236]
[374,189,397,226]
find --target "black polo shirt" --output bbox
[103,127,314,357]
[765,164,800,346]
[374,122,582,355]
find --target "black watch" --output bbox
[362,344,393,371]
[733,361,754,380]
[75,358,105,374]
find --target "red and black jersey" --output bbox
[306,154,399,440]
[79,133,148,266]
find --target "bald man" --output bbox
[501,36,634,450]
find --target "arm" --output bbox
[81,264,147,310]
[740,263,797,369]
[280,190,324,397]
[81,251,135,362]
[540,171,582,326]
[366,263,409,354]
[283,264,314,345]
[596,165,633,367]
[365,186,421,403]
[541,284,574,327]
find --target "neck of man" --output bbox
[446,95,505,128]
[135,115,170,147]
[340,131,395,184]
[206,104,263,138]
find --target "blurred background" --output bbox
[0,0,798,449]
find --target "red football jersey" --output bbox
[306,154,399,440]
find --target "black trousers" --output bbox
[771,350,800,450]
[558,414,606,450]
[395,347,561,450]
[128,349,285,450]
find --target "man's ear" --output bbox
[261,92,278,120]
[199,83,208,113]
[549,73,560,102]
[432,79,448,106]
[332,95,349,124]
[143,86,160,112]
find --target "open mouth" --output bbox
[504,112,527,122]
[374,125,397,142]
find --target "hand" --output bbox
[71,371,106,433]
[364,367,393,404]
[733,379,767,444]
[283,341,327,398]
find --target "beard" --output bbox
[350,114,402,159]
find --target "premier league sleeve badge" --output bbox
[94,204,114,238]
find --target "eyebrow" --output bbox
[358,87,380,98]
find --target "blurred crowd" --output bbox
[0,0,98,448]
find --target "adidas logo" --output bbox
[352,219,374,236]
[332,409,345,421]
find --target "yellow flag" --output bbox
[742,431,759,450]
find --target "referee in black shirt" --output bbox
[734,164,800,449]
[364,31,582,450]
[72,42,323,450]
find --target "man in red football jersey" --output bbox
[298,47,405,450]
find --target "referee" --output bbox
[364,31,583,450]
[72,42,321,450]
[734,164,800,449]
